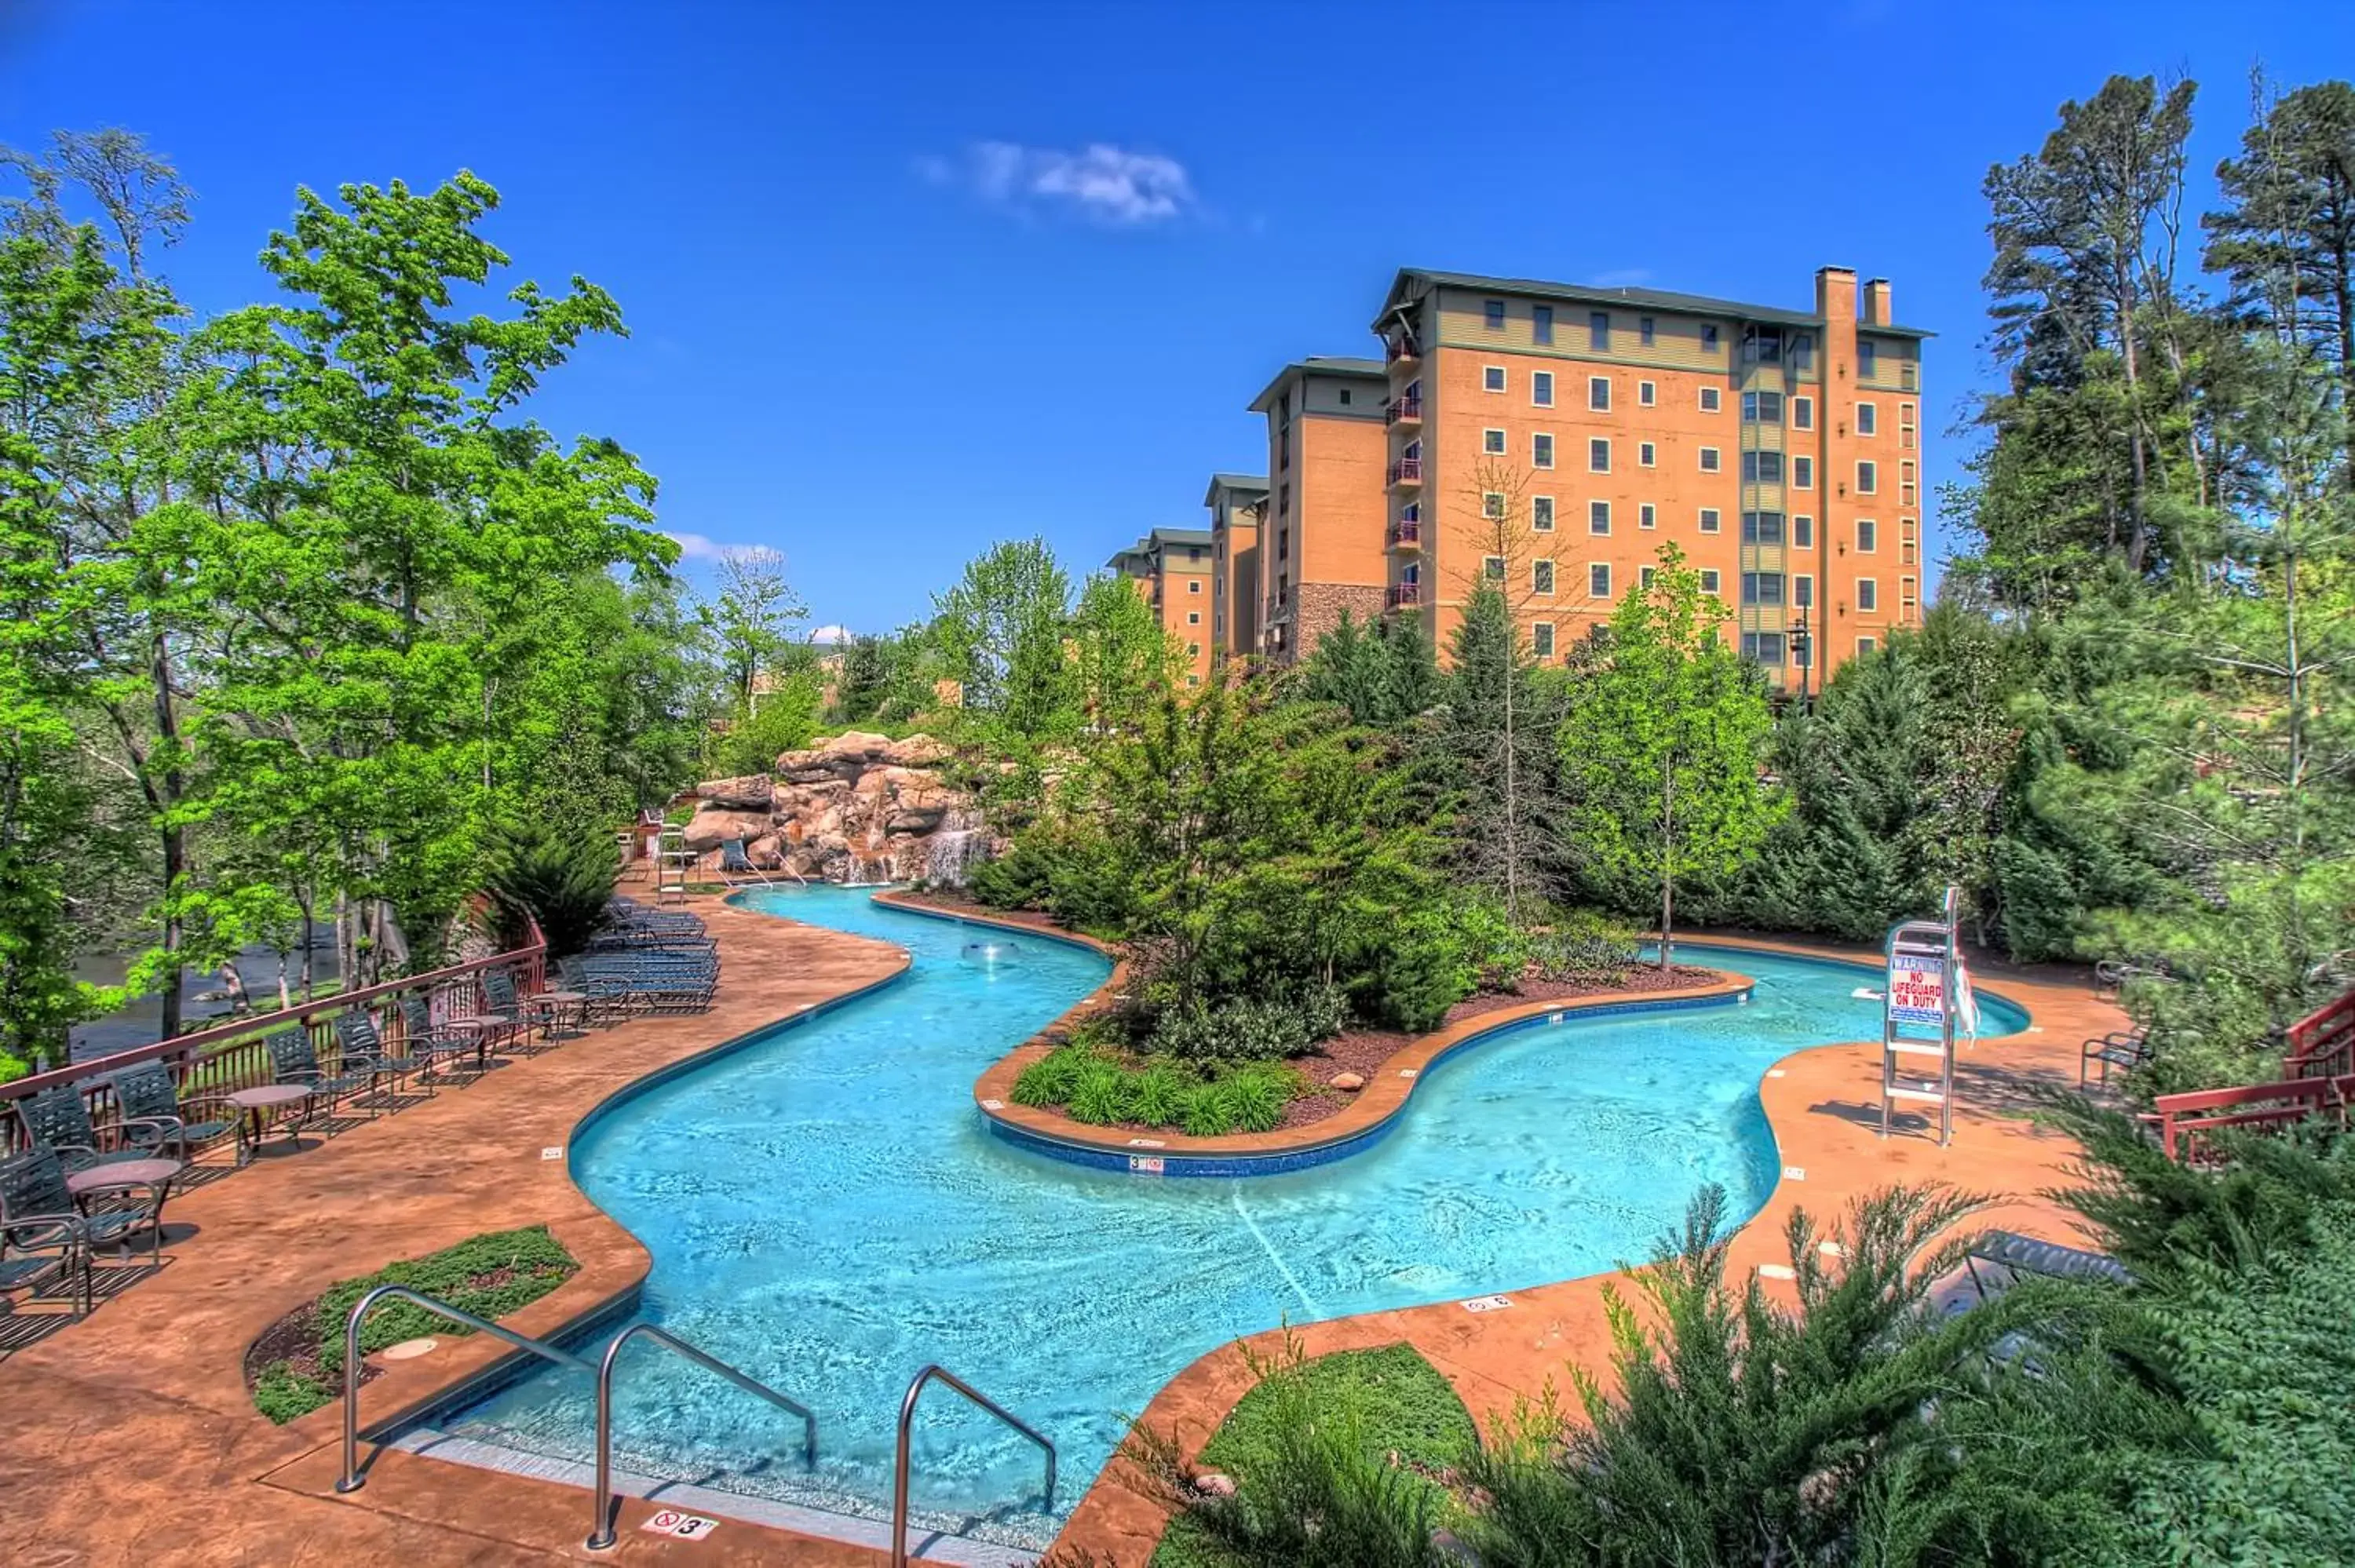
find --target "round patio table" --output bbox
[526,990,588,1037]
[67,1158,184,1260]
[442,1012,515,1067]
[226,1083,314,1165]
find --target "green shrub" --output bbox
[1150,983,1348,1065]
[484,821,618,961]
[969,843,1057,911]
[1526,906,1643,984]
[1065,1061,1133,1125]
[1128,1061,1192,1126]
[315,1226,578,1378]
[1011,1042,1095,1107]
[1181,1083,1240,1137]
[252,1360,335,1425]
[1218,1064,1294,1134]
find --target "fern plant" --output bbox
[483,819,618,960]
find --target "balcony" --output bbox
[1384,392,1423,428]
[1385,334,1422,369]
[1386,518,1422,551]
[1386,581,1422,611]
[1386,457,1424,491]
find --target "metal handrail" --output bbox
[587,1323,818,1551]
[335,1284,594,1494]
[890,1364,1056,1568]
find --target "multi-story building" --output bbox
[1245,356,1389,663]
[1371,266,1926,687]
[1105,526,1218,685]
[1202,473,1268,666]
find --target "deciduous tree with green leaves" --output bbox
[1561,544,1782,968]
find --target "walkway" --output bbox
[0,892,909,1566]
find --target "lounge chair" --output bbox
[0,1147,171,1315]
[1964,1230,2133,1302]
[2079,1028,2152,1087]
[719,837,772,887]
[477,968,544,1055]
[268,1026,392,1126]
[13,1085,170,1176]
[101,1062,239,1163]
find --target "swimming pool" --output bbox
[443,887,2025,1547]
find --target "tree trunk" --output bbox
[148,626,189,1041]
[1659,769,1676,972]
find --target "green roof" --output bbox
[1247,354,1389,412]
[1375,268,1935,341]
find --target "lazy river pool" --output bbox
[441,886,2025,1547]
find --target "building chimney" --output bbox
[1862,278,1892,326]
[1815,265,1857,321]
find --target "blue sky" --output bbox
[5,0,2350,636]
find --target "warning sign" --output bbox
[1888,951,1945,1030]
[641,1509,719,1540]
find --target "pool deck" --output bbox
[0,898,2127,1567]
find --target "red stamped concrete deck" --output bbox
[0,890,911,1566]
[1,895,2127,1568]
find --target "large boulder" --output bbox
[883,733,950,767]
[695,774,773,812]
[680,806,774,853]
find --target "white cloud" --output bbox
[663,531,729,562]
[921,140,1196,225]
[808,624,853,646]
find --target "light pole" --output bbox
[1788,614,1813,711]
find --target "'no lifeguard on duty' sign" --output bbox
[1887,950,1946,1030]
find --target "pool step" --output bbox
[389,1426,1044,1566]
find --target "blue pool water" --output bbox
[445,887,2026,1542]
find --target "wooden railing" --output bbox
[2283,986,2355,1080]
[0,932,546,1156]
[2148,1073,2355,1165]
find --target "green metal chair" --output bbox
[101,1061,238,1162]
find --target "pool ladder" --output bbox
[330,1286,1058,1562]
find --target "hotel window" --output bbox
[1857,578,1879,612]
[1741,450,1784,483]
[1900,574,1919,618]
[1533,432,1555,469]
[1700,567,1722,593]
[1590,500,1612,535]
[1742,632,1786,665]
[1638,379,1657,406]
[1740,390,1784,423]
[1532,370,1554,407]
[1590,438,1611,473]
[1533,559,1555,595]
[1701,324,1721,351]
[1188,642,1200,658]
[1793,514,1814,548]
[1484,555,1506,582]
[1483,491,1507,520]
[1187,610,1201,624]
[1900,402,1917,448]
[1533,304,1554,345]
[1589,376,1611,411]
[1639,441,1656,467]
[1484,427,1506,455]
[1857,340,1878,378]
[1900,461,1917,506]
[1856,459,1878,494]
[1742,510,1784,544]
[1791,333,1814,371]
[1590,562,1612,597]
[1793,574,1813,608]
[1641,565,1657,589]
[1857,402,1878,436]
[1532,621,1556,658]
[1532,495,1555,531]
[1484,298,1506,330]
[1792,396,1814,430]
[1699,446,1721,472]
[1639,502,1657,529]
[1741,571,1784,607]
[1484,365,1506,393]
[1792,455,1813,489]
[1588,311,1610,349]
[1188,578,1202,593]
[1900,360,1917,390]
[1699,507,1722,533]
[1638,315,1656,346]
[1857,635,1878,655]
[1700,386,1722,412]
[1857,518,1878,552]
